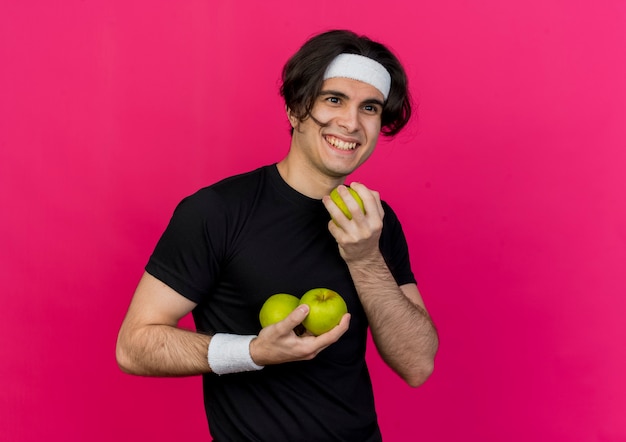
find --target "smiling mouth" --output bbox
[325,135,358,151]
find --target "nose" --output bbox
[336,105,359,133]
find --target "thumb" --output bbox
[281,304,309,329]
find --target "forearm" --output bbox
[116,324,211,377]
[117,307,351,377]
[348,254,439,387]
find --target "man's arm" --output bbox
[323,183,439,387]
[347,265,438,387]
[116,272,351,376]
[116,272,210,376]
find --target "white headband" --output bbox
[323,53,391,100]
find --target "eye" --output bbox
[362,104,381,114]
[326,96,341,104]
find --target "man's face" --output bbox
[289,77,384,179]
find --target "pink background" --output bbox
[2,1,625,440]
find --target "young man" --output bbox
[116,29,438,441]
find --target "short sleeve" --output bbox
[145,188,229,303]
[379,202,417,287]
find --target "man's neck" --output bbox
[276,156,345,200]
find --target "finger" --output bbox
[322,194,345,220]
[337,185,365,220]
[346,183,371,216]
[322,194,352,229]
[276,304,309,333]
[350,182,384,219]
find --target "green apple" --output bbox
[299,288,348,336]
[330,186,365,221]
[259,293,300,328]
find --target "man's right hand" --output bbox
[250,304,350,366]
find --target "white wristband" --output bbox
[207,334,264,375]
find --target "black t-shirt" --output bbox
[146,164,416,441]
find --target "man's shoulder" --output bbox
[171,165,276,222]
[212,164,274,190]
[186,164,275,201]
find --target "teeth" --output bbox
[326,136,357,151]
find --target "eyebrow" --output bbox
[319,89,385,108]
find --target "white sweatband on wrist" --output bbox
[324,53,392,100]
[207,334,264,375]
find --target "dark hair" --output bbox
[280,30,412,136]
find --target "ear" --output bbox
[286,107,298,128]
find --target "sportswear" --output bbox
[146,164,416,441]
